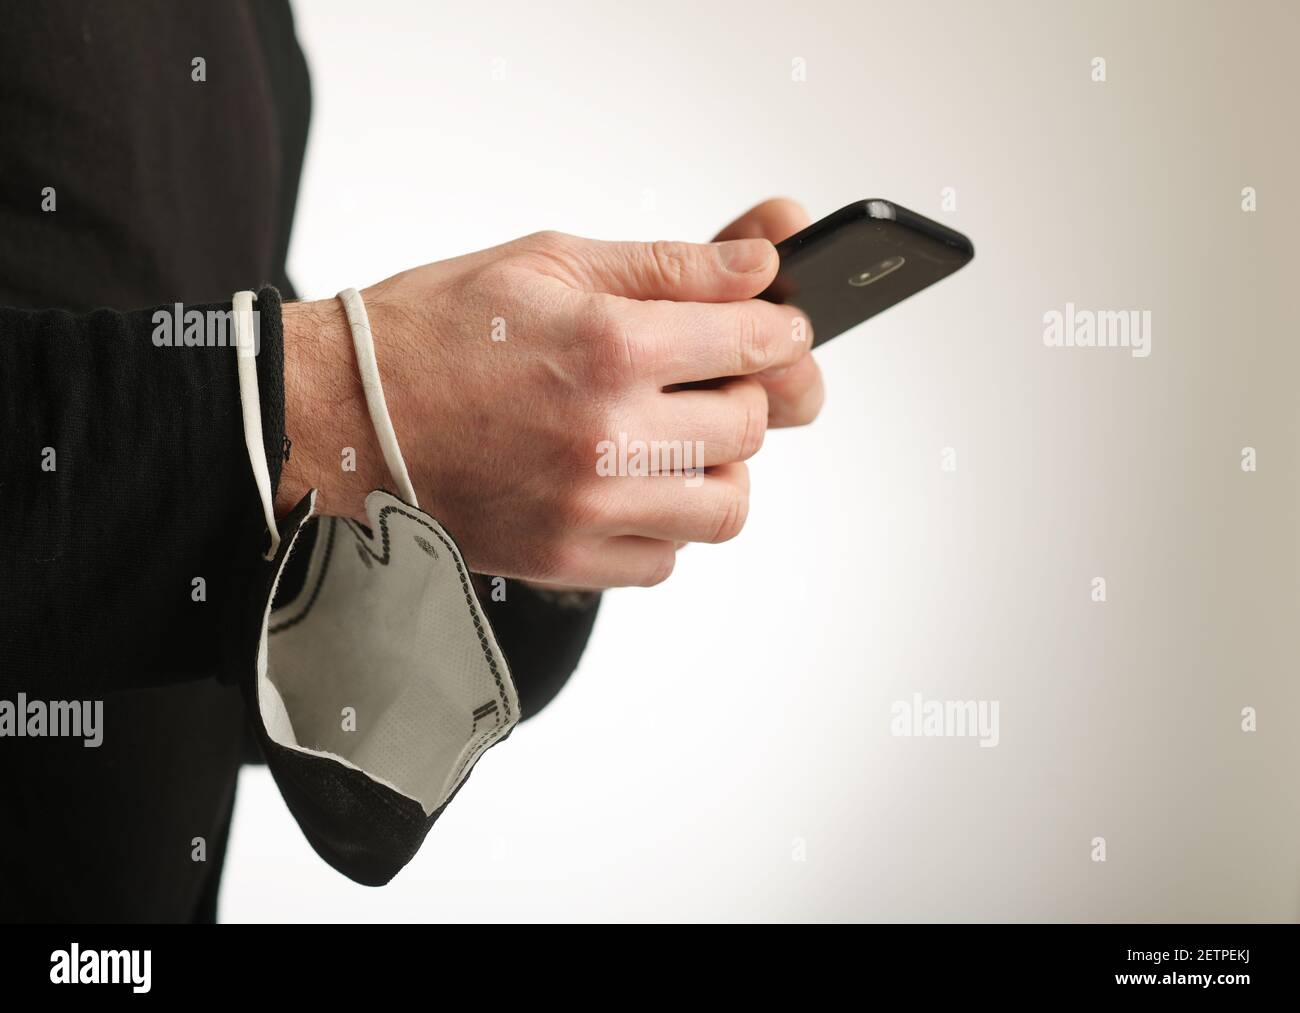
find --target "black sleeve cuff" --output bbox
[255,284,287,495]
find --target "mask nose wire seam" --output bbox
[233,289,281,561]
[336,286,420,510]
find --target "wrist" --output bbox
[278,296,383,519]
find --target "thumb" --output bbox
[579,236,777,302]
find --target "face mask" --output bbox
[233,288,518,882]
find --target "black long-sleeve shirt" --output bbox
[0,0,598,919]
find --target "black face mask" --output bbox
[234,288,518,886]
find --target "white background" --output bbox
[223,0,1300,921]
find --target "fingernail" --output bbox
[718,238,773,274]
[764,365,790,379]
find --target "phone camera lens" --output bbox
[849,255,905,287]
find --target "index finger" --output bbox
[617,297,814,386]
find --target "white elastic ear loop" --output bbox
[232,290,281,561]
[336,287,419,508]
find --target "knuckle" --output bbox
[463,260,517,300]
[794,387,825,426]
[782,366,825,426]
[736,307,775,374]
[578,297,638,389]
[571,423,605,475]
[531,538,583,584]
[640,548,677,587]
[735,390,767,459]
[520,229,570,254]
[574,294,614,342]
[708,487,750,544]
[648,240,691,290]
[732,460,751,495]
[558,479,607,530]
[792,308,815,347]
[513,231,581,282]
[564,400,621,477]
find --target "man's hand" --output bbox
[280,219,819,589]
[712,198,825,429]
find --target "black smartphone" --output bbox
[759,199,974,347]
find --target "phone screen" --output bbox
[759,200,974,347]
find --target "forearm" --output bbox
[0,289,285,694]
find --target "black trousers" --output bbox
[0,679,250,923]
